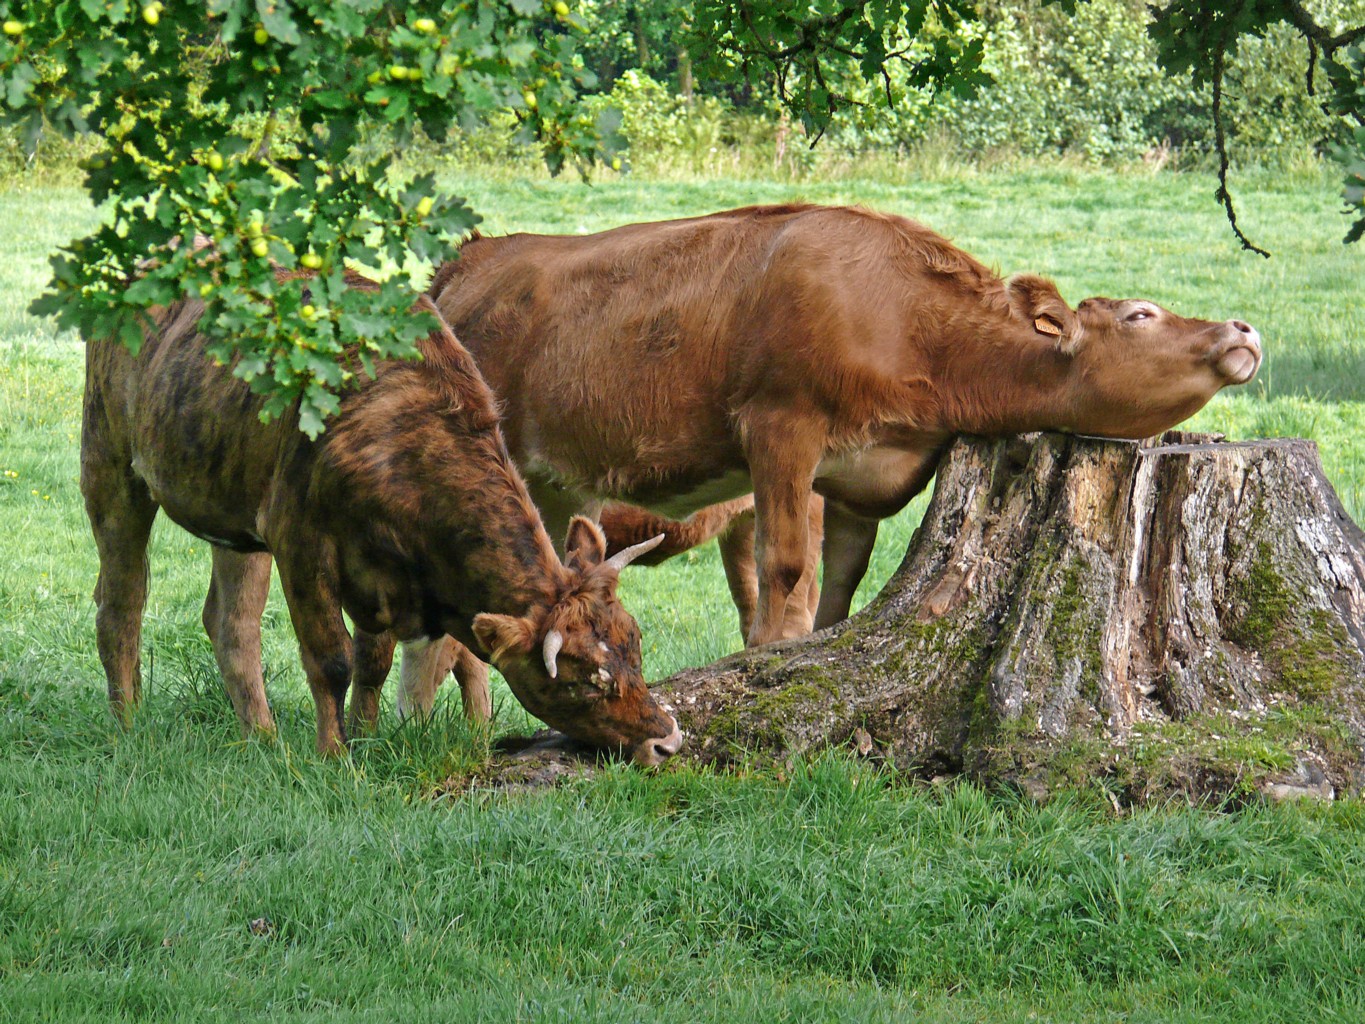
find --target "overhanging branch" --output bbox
[1211,17,1270,258]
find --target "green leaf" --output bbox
[323,5,367,36]
[5,63,38,108]
[255,0,301,45]
[117,316,146,357]
[305,382,342,416]
[298,400,325,439]
[384,90,410,121]
[234,353,268,380]
[311,89,352,111]
[124,274,177,306]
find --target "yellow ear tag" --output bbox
[1035,316,1062,337]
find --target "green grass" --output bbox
[2,167,1364,1021]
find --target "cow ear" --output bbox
[564,516,608,572]
[1006,274,1082,355]
[472,613,533,663]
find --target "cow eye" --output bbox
[562,660,606,696]
[1126,308,1153,322]
[574,664,612,695]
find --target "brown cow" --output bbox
[394,203,1262,719]
[424,203,1262,649]
[80,277,681,762]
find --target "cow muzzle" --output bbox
[1213,320,1262,385]
[631,720,683,766]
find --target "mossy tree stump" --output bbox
[659,432,1365,802]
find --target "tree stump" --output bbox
[659,432,1365,803]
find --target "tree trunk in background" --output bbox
[678,47,694,103]
[659,432,1365,803]
[632,6,650,68]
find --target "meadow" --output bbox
[1,165,1363,1021]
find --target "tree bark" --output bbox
[677,47,694,104]
[658,432,1365,803]
[632,5,650,68]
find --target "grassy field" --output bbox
[1,167,1363,1021]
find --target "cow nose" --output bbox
[633,720,682,766]
[1214,320,1263,384]
[1229,320,1260,351]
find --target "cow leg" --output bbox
[780,495,824,638]
[745,424,823,647]
[717,507,758,641]
[719,495,822,642]
[814,502,881,630]
[396,637,492,723]
[806,510,824,623]
[82,456,158,725]
[275,552,352,756]
[202,548,276,738]
[348,628,397,737]
[396,636,446,720]
[450,640,492,723]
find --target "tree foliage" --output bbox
[1056,0,1365,250]
[0,0,986,434]
[0,0,622,433]
[813,1,1343,169]
[682,0,990,138]
[1150,0,1365,249]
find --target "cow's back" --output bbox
[432,206,851,503]
[430,204,970,506]
[83,299,302,550]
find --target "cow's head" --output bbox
[472,517,681,765]
[1007,277,1262,438]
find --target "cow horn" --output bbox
[542,629,564,679]
[604,533,667,573]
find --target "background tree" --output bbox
[1055,0,1365,252]
[574,1,692,94]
